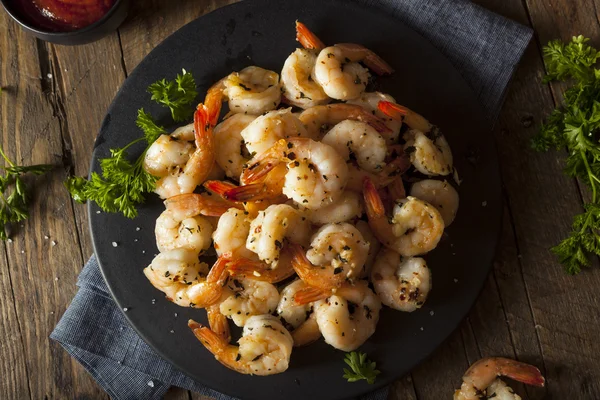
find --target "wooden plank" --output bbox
[0,11,107,400]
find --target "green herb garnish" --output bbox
[0,146,52,240]
[533,35,600,274]
[148,69,198,122]
[342,351,380,384]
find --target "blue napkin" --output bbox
[51,1,532,399]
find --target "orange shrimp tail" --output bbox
[225,183,271,202]
[497,358,545,387]
[378,101,407,120]
[363,51,395,76]
[228,258,269,275]
[188,319,225,355]
[207,306,231,343]
[295,21,325,50]
[204,180,239,198]
[294,286,329,305]
[207,252,232,285]
[240,159,280,184]
[363,177,386,218]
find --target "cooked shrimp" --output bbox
[371,249,431,312]
[306,223,369,280]
[410,179,459,226]
[153,103,218,198]
[355,220,380,278]
[189,314,293,375]
[143,250,230,308]
[276,279,321,347]
[224,66,282,115]
[219,277,280,327]
[313,44,393,100]
[155,209,213,254]
[240,138,349,209]
[347,92,402,143]
[363,177,444,256]
[212,207,255,258]
[214,113,256,179]
[299,103,390,138]
[164,192,241,218]
[295,280,381,351]
[246,204,311,266]
[454,357,545,400]
[143,134,195,177]
[281,49,330,108]
[240,108,310,156]
[321,120,387,173]
[305,190,363,225]
[378,101,453,176]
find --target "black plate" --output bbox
[90,1,502,399]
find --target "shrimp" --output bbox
[206,178,288,218]
[153,103,218,198]
[212,207,255,258]
[143,250,230,308]
[246,204,311,266]
[299,103,390,138]
[321,120,387,173]
[347,92,402,143]
[219,277,280,327]
[240,108,310,156]
[281,49,330,109]
[371,249,431,312]
[454,357,545,400]
[295,280,381,352]
[188,314,293,375]
[378,101,453,176]
[276,279,321,347]
[410,179,459,226]
[213,113,257,179]
[223,66,282,115]
[227,249,296,284]
[240,138,349,210]
[313,44,393,100]
[163,192,241,218]
[305,190,363,225]
[363,177,444,256]
[355,220,380,278]
[155,209,213,254]
[143,134,195,177]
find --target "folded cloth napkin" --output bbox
[51,1,533,399]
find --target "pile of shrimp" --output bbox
[141,21,461,377]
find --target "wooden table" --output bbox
[1,0,599,399]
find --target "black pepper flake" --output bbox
[333,267,343,274]
[236,353,242,361]
[239,83,252,91]
[342,245,350,251]
[252,354,263,361]
[274,240,283,249]
[164,271,171,277]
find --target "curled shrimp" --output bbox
[152,103,218,198]
[378,101,453,176]
[347,92,402,144]
[276,279,321,347]
[143,250,230,308]
[240,138,349,210]
[363,177,444,256]
[454,357,545,400]
[189,314,293,375]
[219,277,280,327]
[371,249,431,312]
[212,207,256,258]
[155,208,213,254]
[410,179,459,226]
[224,66,282,115]
[281,48,330,109]
[305,189,363,225]
[321,120,387,173]
[294,280,381,352]
[299,103,390,138]
[214,113,257,179]
[240,108,310,156]
[246,204,311,266]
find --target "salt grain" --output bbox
[420,327,424,331]
[481,201,487,207]
[453,278,459,283]
[174,313,178,317]
[47,73,53,79]
[50,311,54,315]
[21,250,24,254]
[123,307,129,312]
[51,241,57,246]
[147,381,154,388]
[112,242,118,247]
[170,330,174,334]
[142,250,146,254]
[96,211,101,214]
[44,235,49,240]
[55,277,59,281]
[134,239,138,242]
[429,311,434,316]
[7,238,12,243]
[136,227,141,231]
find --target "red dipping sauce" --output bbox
[11,0,116,32]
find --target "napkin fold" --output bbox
[51,1,533,399]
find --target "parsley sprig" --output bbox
[342,351,380,384]
[533,36,600,274]
[66,70,197,218]
[0,146,52,240]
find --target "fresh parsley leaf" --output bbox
[342,351,380,384]
[136,109,167,143]
[0,146,52,240]
[533,36,600,273]
[148,69,198,122]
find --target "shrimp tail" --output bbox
[335,43,394,75]
[203,180,238,198]
[295,21,325,51]
[207,252,233,285]
[495,358,545,387]
[188,319,226,356]
[227,258,269,277]
[240,159,279,184]
[378,100,407,120]
[207,305,231,343]
[293,286,329,305]
[225,183,270,202]
[363,177,386,218]
[164,193,234,217]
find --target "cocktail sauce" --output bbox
[10,0,116,32]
